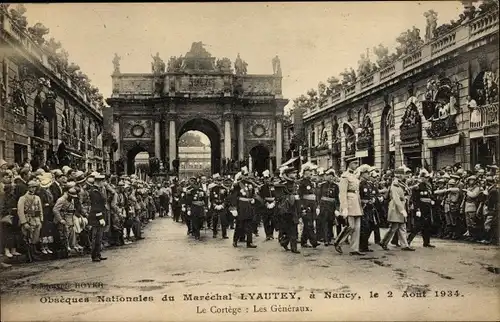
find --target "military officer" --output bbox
[408,169,436,248]
[53,187,81,255]
[277,166,300,254]
[332,159,364,255]
[171,178,182,223]
[442,177,462,239]
[298,162,319,248]
[210,174,230,239]
[232,168,257,248]
[17,180,44,262]
[88,174,108,262]
[259,170,278,240]
[379,165,415,251]
[317,168,339,246]
[359,166,378,252]
[189,178,208,241]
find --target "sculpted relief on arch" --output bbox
[122,119,154,139]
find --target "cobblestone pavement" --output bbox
[1,217,499,321]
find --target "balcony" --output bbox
[400,123,422,142]
[345,136,356,157]
[425,115,458,139]
[357,135,373,151]
[314,144,330,157]
[470,102,499,134]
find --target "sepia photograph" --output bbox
[0,1,499,321]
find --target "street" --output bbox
[1,217,499,321]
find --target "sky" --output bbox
[22,2,466,113]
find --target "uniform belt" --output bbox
[192,201,205,206]
[321,196,336,202]
[347,190,357,193]
[302,194,316,201]
[265,197,275,202]
[420,198,433,203]
[239,197,253,202]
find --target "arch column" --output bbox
[238,119,244,161]
[154,120,161,158]
[169,120,177,169]
[276,116,283,167]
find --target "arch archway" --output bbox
[127,144,149,175]
[177,118,221,175]
[249,144,270,175]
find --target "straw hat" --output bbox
[38,173,54,188]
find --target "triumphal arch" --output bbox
[106,42,288,175]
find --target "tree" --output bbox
[44,38,61,55]
[394,27,424,57]
[373,44,399,69]
[66,62,80,75]
[478,0,499,14]
[178,132,206,147]
[293,94,309,110]
[326,76,342,95]
[27,22,50,45]
[306,89,318,108]
[340,68,357,86]
[10,4,28,30]
[357,53,378,78]
[318,82,328,106]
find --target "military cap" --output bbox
[466,175,477,181]
[67,188,78,198]
[419,169,431,178]
[357,164,374,174]
[325,168,336,176]
[487,165,498,170]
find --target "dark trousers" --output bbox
[91,225,104,260]
[132,218,142,239]
[172,205,181,222]
[192,216,203,238]
[280,219,298,252]
[318,209,335,243]
[360,219,376,251]
[408,216,432,246]
[1,223,21,249]
[213,209,228,237]
[252,212,261,234]
[301,217,318,246]
[233,218,253,245]
[262,208,275,238]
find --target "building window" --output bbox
[14,143,27,165]
[0,141,5,161]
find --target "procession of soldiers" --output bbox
[0,157,498,269]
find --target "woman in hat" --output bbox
[37,173,55,255]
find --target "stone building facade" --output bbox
[0,11,107,171]
[296,9,498,172]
